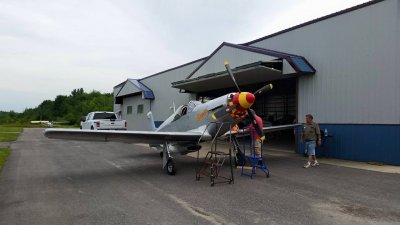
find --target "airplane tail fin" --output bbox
[147,112,156,131]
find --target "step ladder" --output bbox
[195,122,235,186]
[240,128,270,179]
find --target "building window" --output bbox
[137,104,144,114]
[127,106,132,115]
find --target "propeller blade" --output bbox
[253,83,273,96]
[212,104,236,120]
[224,61,241,92]
[247,109,265,140]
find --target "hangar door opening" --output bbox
[192,77,298,152]
[252,78,297,152]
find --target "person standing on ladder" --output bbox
[248,109,265,163]
[302,114,321,168]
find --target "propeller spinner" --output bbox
[232,92,255,111]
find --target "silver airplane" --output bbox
[44,61,300,175]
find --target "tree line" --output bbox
[0,88,114,125]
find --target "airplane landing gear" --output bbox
[166,158,176,175]
[162,141,176,175]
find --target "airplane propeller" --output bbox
[224,61,273,99]
[212,61,274,140]
[253,83,273,96]
[225,61,241,92]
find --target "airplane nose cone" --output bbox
[238,92,255,109]
[246,92,255,104]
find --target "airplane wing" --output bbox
[262,124,301,132]
[226,124,301,136]
[44,128,209,145]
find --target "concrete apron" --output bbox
[185,141,400,174]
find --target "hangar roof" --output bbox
[186,42,315,80]
[115,79,154,100]
[172,43,315,93]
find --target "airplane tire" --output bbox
[90,126,94,130]
[159,151,163,158]
[166,158,176,175]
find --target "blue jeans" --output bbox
[305,141,316,156]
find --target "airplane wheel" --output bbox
[90,126,94,130]
[166,158,176,175]
[80,126,82,130]
[159,151,163,158]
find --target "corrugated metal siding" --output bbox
[297,124,400,165]
[139,60,203,122]
[191,45,276,79]
[113,85,123,112]
[116,81,141,97]
[113,85,123,98]
[250,0,400,124]
[121,96,151,131]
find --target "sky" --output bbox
[0,0,369,112]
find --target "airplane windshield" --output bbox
[187,101,201,113]
[181,106,188,116]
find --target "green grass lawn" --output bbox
[0,148,11,173]
[0,133,20,142]
[0,125,23,174]
[0,126,23,133]
[0,125,23,142]
[1,123,79,129]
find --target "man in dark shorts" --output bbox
[301,114,321,168]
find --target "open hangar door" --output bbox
[252,78,297,151]
[192,78,298,152]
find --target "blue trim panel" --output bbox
[128,79,155,100]
[297,124,400,165]
[290,56,314,73]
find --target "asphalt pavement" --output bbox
[0,128,399,225]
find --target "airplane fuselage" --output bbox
[157,93,238,138]
[151,93,247,155]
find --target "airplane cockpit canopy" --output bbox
[187,101,201,113]
[169,101,203,123]
[180,105,188,116]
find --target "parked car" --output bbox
[80,112,126,130]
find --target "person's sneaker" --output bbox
[303,161,311,168]
[311,161,319,167]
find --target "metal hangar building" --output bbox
[113,0,400,165]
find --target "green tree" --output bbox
[0,88,114,126]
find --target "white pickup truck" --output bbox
[80,112,127,130]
